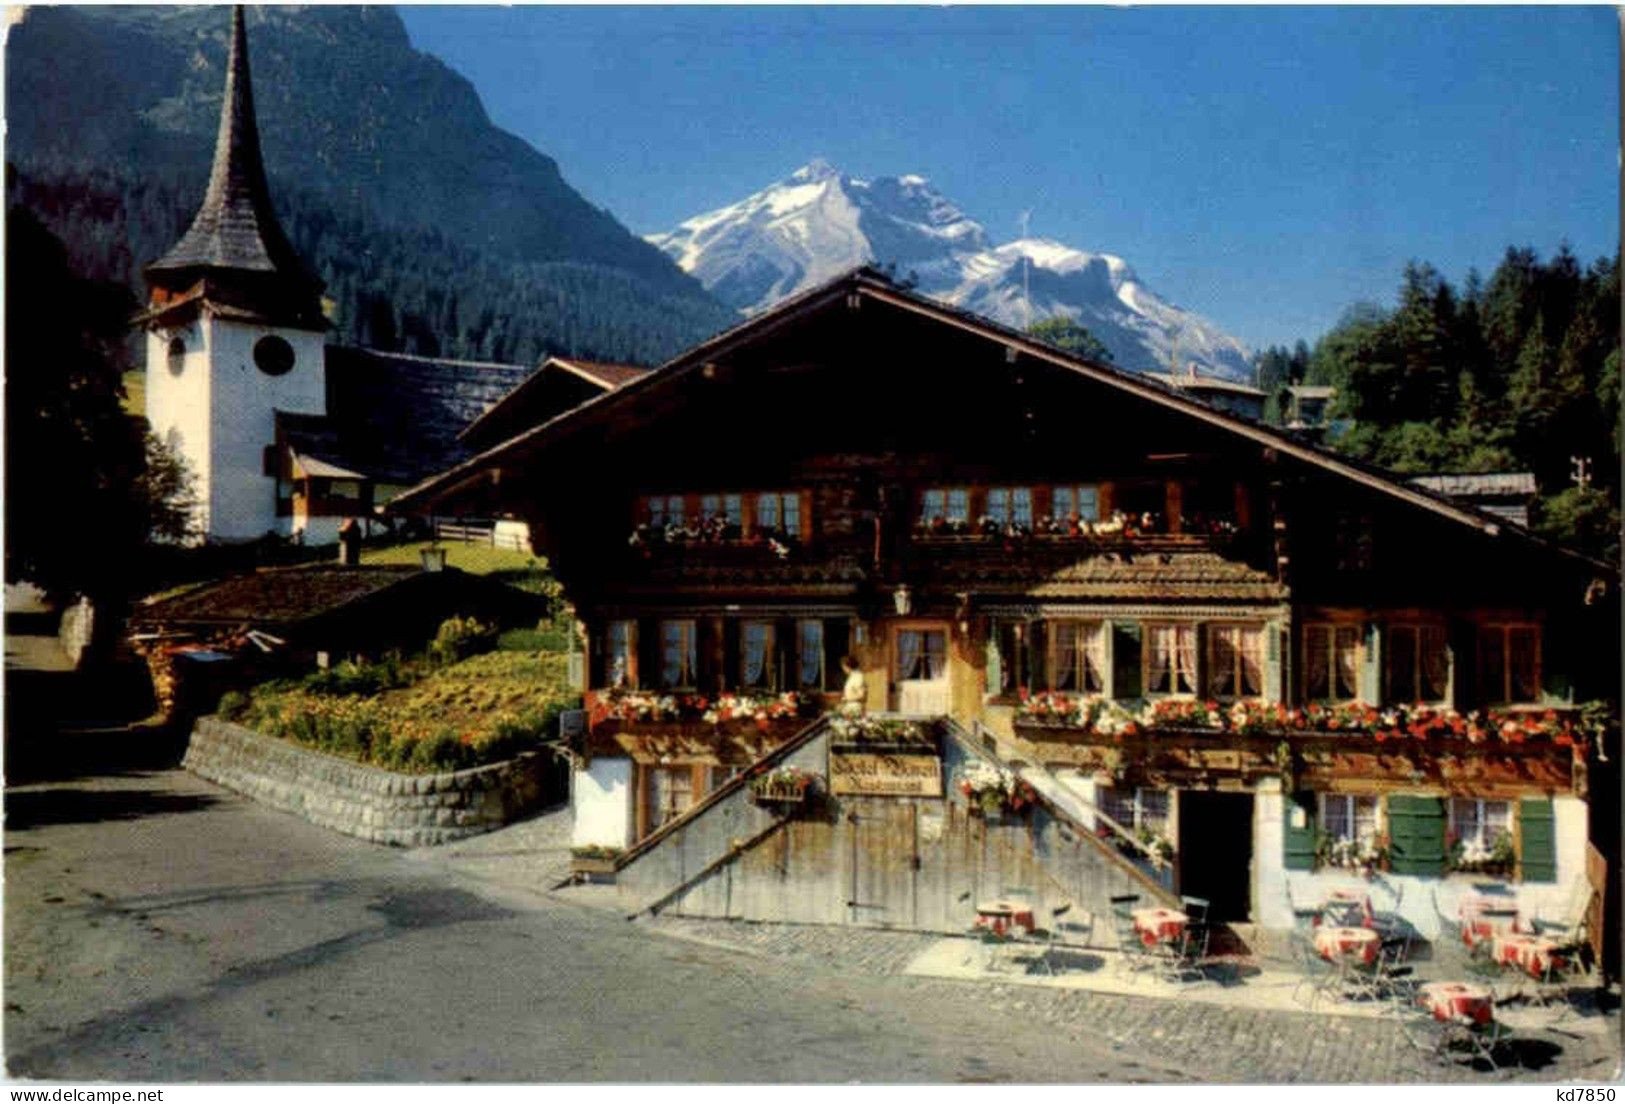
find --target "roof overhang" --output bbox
[391,268,1617,579]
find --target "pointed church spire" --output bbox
[145,6,325,328]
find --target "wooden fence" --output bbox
[433,520,528,552]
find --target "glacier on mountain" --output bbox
[647,162,1255,382]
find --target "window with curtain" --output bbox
[1319,793,1380,844]
[754,492,800,536]
[606,620,635,689]
[1386,624,1450,703]
[1144,623,1198,695]
[1304,623,1361,701]
[796,620,823,689]
[660,620,697,689]
[985,487,1034,526]
[1480,624,1540,704]
[992,620,1024,694]
[1048,620,1106,693]
[1206,624,1265,699]
[1051,484,1100,522]
[1448,797,1512,850]
[946,488,969,521]
[921,489,946,522]
[896,629,946,680]
[741,621,775,690]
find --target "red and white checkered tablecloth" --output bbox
[1419,981,1494,1025]
[1131,907,1187,947]
[1492,932,1568,979]
[1460,896,1521,947]
[1315,925,1379,966]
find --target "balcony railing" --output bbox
[1007,696,1598,793]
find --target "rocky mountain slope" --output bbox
[650,161,1254,379]
[7,5,733,366]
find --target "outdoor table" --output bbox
[974,899,1035,936]
[1493,932,1567,979]
[1460,896,1521,948]
[1314,925,1380,966]
[1130,907,1187,947]
[1419,981,1495,1026]
[1317,888,1374,928]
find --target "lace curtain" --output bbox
[896,631,922,681]
[1420,626,1450,700]
[743,624,770,687]
[1334,627,1360,698]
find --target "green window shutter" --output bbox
[1282,790,1317,871]
[1112,622,1143,700]
[1519,797,1557,883]
[1387,794,1447,877]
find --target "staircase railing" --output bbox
[947,718,1179,904]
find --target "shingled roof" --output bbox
[142,6,325,329]
[274,347,533,489]
[135,564,422,628]
[458,355,649,450]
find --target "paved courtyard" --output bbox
[5,762,1621,1083]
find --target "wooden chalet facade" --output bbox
[397,268,1617,932]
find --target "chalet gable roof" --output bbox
[457,356,648,447]
[392,267,1613,575]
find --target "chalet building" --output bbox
[1409,472,1539,529]
[396,267,1616,937]
[1145,368,1267,421]
[133,9,639,545]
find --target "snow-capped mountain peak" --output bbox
[648,165,1253,381]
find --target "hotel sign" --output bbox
[829,751,943,797]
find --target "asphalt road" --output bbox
[5,767,1178,1083]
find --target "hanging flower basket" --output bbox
[955,762,1037,819]
[749,765,820,808]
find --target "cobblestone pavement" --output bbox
[7,759,1620,1083]
[640,915,1624,1083]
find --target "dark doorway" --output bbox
[1177,790,1254,922]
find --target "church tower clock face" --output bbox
[254,334,296,376]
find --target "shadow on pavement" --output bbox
[5,786,220,829]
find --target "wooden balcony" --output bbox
[1008,717,1585,797]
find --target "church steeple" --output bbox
[144,6,325,329]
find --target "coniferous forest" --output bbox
[1255,247,1620,560]
[9,166,735,369]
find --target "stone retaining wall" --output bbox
[184,716,551,846]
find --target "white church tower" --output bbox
[139,6,329,542]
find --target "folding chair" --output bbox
[1112,905,1155,978]
[1180,895,1211,927]
[1032,901,1094,975]
[1290,929,1341,1010]
[1161,920,1211,985]
[1431,886,1509,992]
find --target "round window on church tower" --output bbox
[167,336,187,376]
[254,335,296,377]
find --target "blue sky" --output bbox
[397,5,1618,350]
